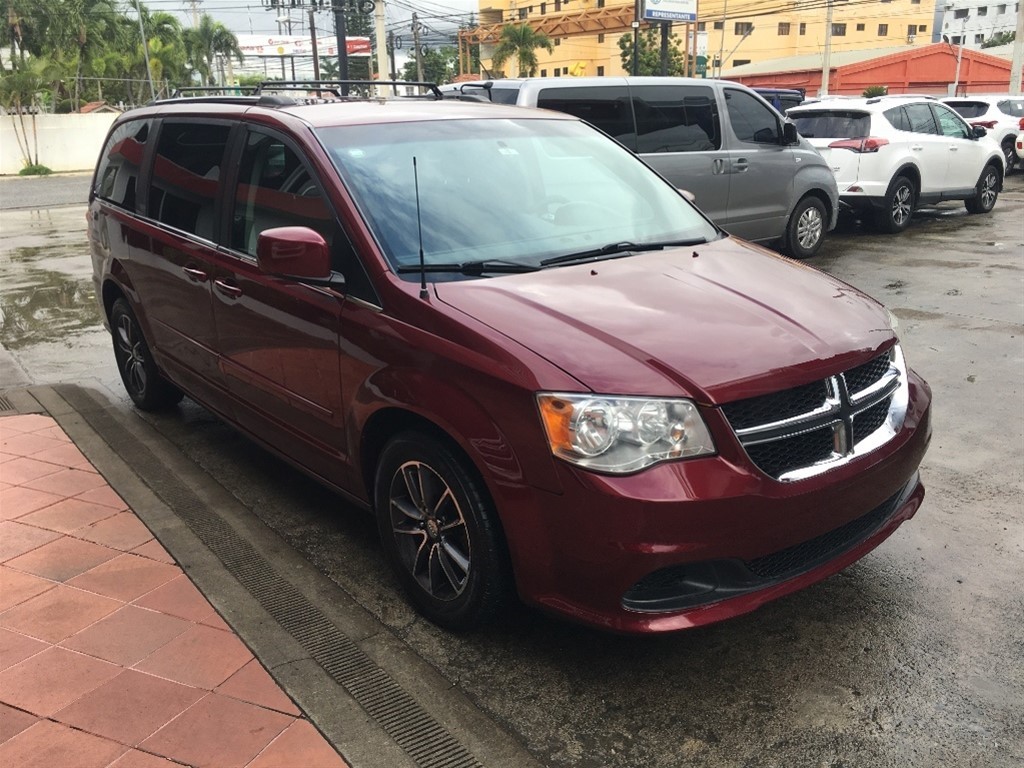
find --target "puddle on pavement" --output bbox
[0,207,102,351]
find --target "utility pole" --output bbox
[388,30,398,79]
[189,0,201,27]
[411,13,424,82]
[374,0,388,82]
[632,0,641,76]
[715,0,727,77]
[952,16,966,96]
[334,0,349,94]
[660,23,669,76]
[820,0,833,97]
[1009,2,1023,94]
[310,6,320,80]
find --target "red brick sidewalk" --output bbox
[0,413,348,768]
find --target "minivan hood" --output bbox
[434,238,894,404]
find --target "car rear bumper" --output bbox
[499,371,932,634]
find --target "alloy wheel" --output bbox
[115,314,148,398]
[980,170,998,209]
[796,205,823,251]
[388,460,471,601]
[891,185,912,227]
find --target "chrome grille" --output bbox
[721,347,908,482]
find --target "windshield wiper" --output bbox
[539,238,708,267]
[396,260,540,276]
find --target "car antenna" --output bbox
[412,156,428,300]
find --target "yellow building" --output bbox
[463,0,940,78]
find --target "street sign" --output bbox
[642,0,697,23]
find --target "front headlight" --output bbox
[536,393,716,473]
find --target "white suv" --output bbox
[941,95,1024,174]
[789,96,1004,233]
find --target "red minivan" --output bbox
[88,86,931,634]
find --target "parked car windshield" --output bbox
[791,110,871,139]
[316,118,718,280]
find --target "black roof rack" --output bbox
[158,80,445,107]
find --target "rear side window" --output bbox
[946,101,988,119]
[883,106,911,132]
[95,119,150,211]
[630,85,720,153]
[537,86,635,148]
[904,103,938,134]
[996,99,1024,117]
[792,110,871,138]
[723,89,780,144]
[149,121,230,240]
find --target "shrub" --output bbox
[19,164,53,176]
[862,85,888,98]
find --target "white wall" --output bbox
[0,113,118,175]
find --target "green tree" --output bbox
[183,13,243,86]
[981,31,1015,48]
[401,47,458,85]
[491,24,553,78]
[0,57,59,167]
[618,28,689,77]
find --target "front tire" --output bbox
[783,196,827,259]
[874,175,916,234]
[374,431,512,631]
[1000,138,1016,174]
[964,163,1000,214]
[110,298,183,411]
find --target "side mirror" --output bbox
[256,226,341,289]
[679,189,697,204]
[782,122,799,145]
[972,125,987,139]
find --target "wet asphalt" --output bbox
[1,173,1022,768]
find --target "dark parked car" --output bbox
[89,83,931,634]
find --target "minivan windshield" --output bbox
[317,118,718,280]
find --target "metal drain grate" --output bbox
[57,386,482,768]
[0,395,14,412]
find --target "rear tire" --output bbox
[110,298,183,411]
[783,196,827,260]
[374,431,512,631]
[873,175,915,234]
[964,163,1000,214]
[1001,138,1016,174]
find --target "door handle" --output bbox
[949,145,959,151]
[733,159,749,173]
[214,279,243,298]
[182,266,208,283]
[910,145,923,151]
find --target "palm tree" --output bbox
[490,24,553,78]
[183,14,243,87]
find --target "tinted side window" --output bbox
[904,103,938,134]
[537,86,635,148]
[883,106,911,132]
[630,85,720,153]
[488,87,521,105]
[724,89,780,143]
[996,99,1024,117]
[149,122,230,240]
[95,120,150,211]
[932,104,970,138]
[232,129,375,302]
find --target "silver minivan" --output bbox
[444,77,839,259]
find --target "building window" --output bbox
[598,33,605,43]
[920,24,927,31]
[597,65,605,76]
[977,6,987,15]
[597,0,604,6]
[713,21,724,30]
[975,33,985,43]
[554,0,561,10]
[734,21,753,35]
[879,23,888,35]
[799,22,806,35]
[951,34,962,44]
[554,37,561,45]
[697,22,706,31]
[832,23,847,36]
[954,8,968,17]
[997,4,1007,12]
[518,8,528,19]
[733,59,751,67]
[907,24,917,36]
[554,68,561,76]
[856,23,865,31]
[540,2,546,12]
[778,22,791,35]
[540,69,547,76]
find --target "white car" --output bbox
[1016,130,1024,162]
[789,96,1005,233]
[941,95,1024,174]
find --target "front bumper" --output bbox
[499,370,932,634]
